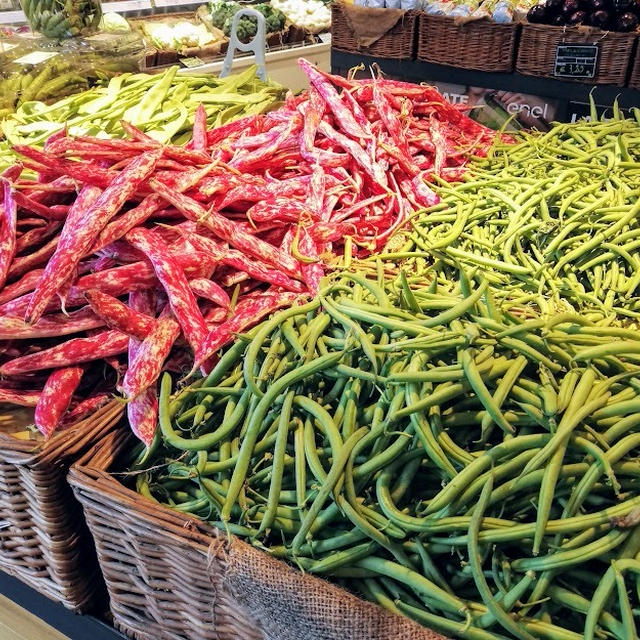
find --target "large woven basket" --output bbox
[516,23,636,86]
[626,44,640,89]
[0,399,123,611]
[417,13,518,72]
[331,3,418,60]
[69,430,448,640]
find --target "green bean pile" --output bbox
[389,107,640,325]
[134,271,640,640]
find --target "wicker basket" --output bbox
[331,3,418,60]
[0,399,123,611]
[69,430,447,640]
[516,23,636,86]
[626,42,640,89]
[417,13,518,72]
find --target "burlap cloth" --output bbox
[340,4,408,47]
[218,536,449,640]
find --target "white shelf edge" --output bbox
[178,39,330,74]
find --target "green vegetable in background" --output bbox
[20,0,102,38]
[210,0,286,38]
[0,65,284,172]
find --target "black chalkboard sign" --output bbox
[554,44,598,79]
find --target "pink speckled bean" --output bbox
[0,387,40,407]
[0,178,17,290]
[26,151,161,324]
[35,366,85,438]
[188,278,230,309]
[127,227,207,354]
[85,289,156,340]
[193,291,302,372]
[0,330,129,375]
[120,307,180,400]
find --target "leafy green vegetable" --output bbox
[210,0,286,38]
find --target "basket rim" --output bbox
[419,11,519,29]
[0,399,124,468]
[519,20,638,38]
[69,429,219,550]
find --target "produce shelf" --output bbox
[180,39,331,91]
[331,49,640,119]
[0,569,127,640]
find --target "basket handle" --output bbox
[221,8,268,82]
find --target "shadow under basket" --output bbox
[0,400,124,612]
[516,23,637,86]
[417,14,519,72]
[69,430,448,640]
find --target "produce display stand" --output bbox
[331,48,640,121]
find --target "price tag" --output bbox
[179,56,205,68]
[0,43,17,52]
[14,50,58,66]
[554,44,598,79]
[318,32,331,44]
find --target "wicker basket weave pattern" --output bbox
[516,23,636,86]
[70,431,447,640]
[0,400,123,611]
[70,431,261,640]
[331,3,417,59]
[417,13,518,72]
[629,50,640,89]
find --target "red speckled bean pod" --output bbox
[9,234,60,280]
[35,366,84,438]
[0,269,43,304]
[0,178,17,290]
[0,387,41,407]
[317,121,387,189]
[13,191,68,220]
[188,278,230,308]
[120,307,180,400]
[125,290,158,445]
[0,330,129,375]
[26,152,160,324]
[185,232,304,292]
[126,227,207,353]
[85,290,156,340]
[2,164,23,181]
[1,252,217,318]
[0,308,104,339]
[60,393,111,428]
[91,164,215,255]
[204,114,260,148]
[192,103,208,152]
[193,291,302,372]
[127,387,158,446]
[300,86,325,152]
[299,227,323,295]
[298,58,370,141]
[149,178,302,279]
[120,121,158,144]
[13,146,118,187]
[16,222,61,254]
[25,176,77,201]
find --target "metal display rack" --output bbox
[331,49,640,121]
